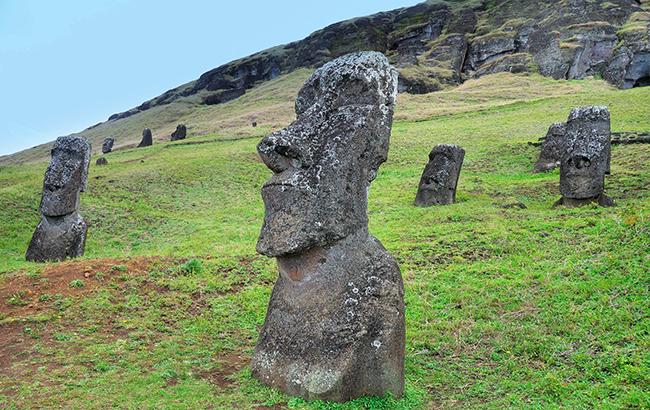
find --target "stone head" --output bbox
[256,52,398,257]
[415,144,465,206]
[41,136,91,217]
[560,106,610,199]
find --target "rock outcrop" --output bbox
[103,1,649,124]
[415,144,465,206]
[555,106,614,207]
[26,136,91,262]
[170,124,187,141]
[102,138,114,154]
[138,128,153,147]
[251,52,404,402]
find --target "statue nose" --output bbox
[258,134,294,173]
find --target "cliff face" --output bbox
[106,0,650,122]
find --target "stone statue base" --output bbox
[252,230,405,402]
[553,194,616,208]
[26,213,87,262]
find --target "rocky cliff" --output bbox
[104,0,650,122]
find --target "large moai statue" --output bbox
[415,144,465,206]
[26,136,91,262]
[555,106,614,207]
[170,124,187,141]
[102,137,115,154]
[534,123,566,173]
[251,52,404,402]
[138,128,153,147]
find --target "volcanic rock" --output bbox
[138,128,153,147]
[26,136,91,262]
[415,144,465,206]
[251,52,404,402]
[171,124,187,141]
[102,138,114,154]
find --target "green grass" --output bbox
[0,72,648,409]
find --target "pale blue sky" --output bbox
[0,0,419,156]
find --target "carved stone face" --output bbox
[560,106,610,199]
[415,144,464,206]
[40,136,91,217]
[256,52,398,257]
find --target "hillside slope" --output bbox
[2,0,648,165]
[0,72,648,408]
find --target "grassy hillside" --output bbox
[0,72,648,409]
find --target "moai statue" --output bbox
[415,144,465,206]
[138,128,153,147]
[251,52,404,402]
[555,106,614,207]
[26,136,91,262]
[171,124,187,141]
[534,123,566,173]
[102,137,115,154]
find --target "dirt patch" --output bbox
[0,257,158,320]
[199,351,248,389]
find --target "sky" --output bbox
[0,0,420,156]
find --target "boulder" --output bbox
[102,138,114,154]
[138,128,153,147]
[171,124,187,141]
[555,106,614,207]
[252,52,404,402]
[96,157,108,166]
[534,123,567,172]
[415,144,465,206]
[27,136,91,262]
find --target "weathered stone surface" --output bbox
[138,128,153,147]
[40,136,91,217]
[27,136,91,262]
[170,124,187,141]
[415,144,465,206]
[102,138,114,154]
[252,52,404,402]
[534,123,567,173]
[96,157,108,166]
[557,106,614,207]
[26,213,87,262]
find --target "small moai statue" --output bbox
[138,128,153,147]
[415,144,465,206]
[251,52,404,402]
[26,136,91,262]
[171,124,187,141]
[534,123,566,172]
[555,106,614,207]
[251,115,258,128]
[102,137,115,154]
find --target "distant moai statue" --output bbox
[171,124,187,141]
[251,52,404,402]
[251,115,258,128]
[26,136,91,262]
[138,128,153,147]
[415,144,465,206]
[555,106,614,207]
[102,137,115,154]
[534,123,566,172]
